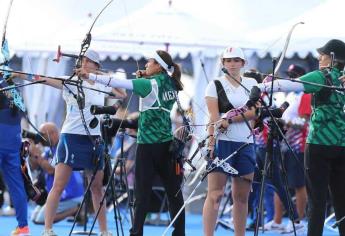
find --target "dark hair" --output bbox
[156,50,183,91]
[333,61,345,71]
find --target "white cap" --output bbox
[84,50,100,65]
[221,46,246,61]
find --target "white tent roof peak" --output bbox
[92,0,251,57]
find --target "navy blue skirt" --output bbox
[55,133,104,171]
[208,140,255,176]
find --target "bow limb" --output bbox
[1,0,14,48]
[87,0,114,36]
[0,0,26,112]
[274,22,304,75]
[62,0,114,145]
[0,0,47,142]
[1,0,14,66]
[74,0,114,70]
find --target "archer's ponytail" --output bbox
[156,50,183,91]
[171,62,183,91]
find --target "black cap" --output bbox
[317,39,345,62]
[285,64,306,78]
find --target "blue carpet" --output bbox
[0,209,340,236]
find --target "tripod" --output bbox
[254,118,298,236]
[89,117,134,236]
[108,126,134,223]
[111,128,135,223]
[70,172,97,235]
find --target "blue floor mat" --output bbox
[0,209,340,236]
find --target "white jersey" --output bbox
[61,76,111,135]
[205,76,257,143]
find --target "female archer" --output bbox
[14,50,126,236]
[76,49,185,236]
[203,46,258,236]
[255,39,345,236]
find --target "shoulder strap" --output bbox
[214,80,234,113]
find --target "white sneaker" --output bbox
[281,221,306,235]
[259,220,285,232]
[99,231,113,236]
[41,229,57,236]
[1,206,16,216]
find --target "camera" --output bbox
[90,105,117,115]
[22,129,49,146]
[89,105,118,129]
[101,117,138,141]
[258,101,290,120]
[109,117,138,130]
[24,179,47,206]
[20,141,48,205]
[243,70,263,83]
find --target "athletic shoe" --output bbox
[259,220,285,232]
[99,231,113,236]
[11,226,30,236]
[281,221,306,235]
[41,229,57,236]
[2,206,16,216]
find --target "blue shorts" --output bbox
[56,133,104,170]
[208,140,255,176]
[284,151,305,188]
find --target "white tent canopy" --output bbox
[251,0,345,58]
[0,0,150,57]
[0,0,324,58]
[92,0,251,59]
[0,0,336,130]
[91,0,323,59]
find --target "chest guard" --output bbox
[139,79,170,113]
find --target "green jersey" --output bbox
[300,68,345,146]
[132,73,177,144]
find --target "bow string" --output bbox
[63,0,113,145]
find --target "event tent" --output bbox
[0,0,332,131]
[251,0,345,58]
